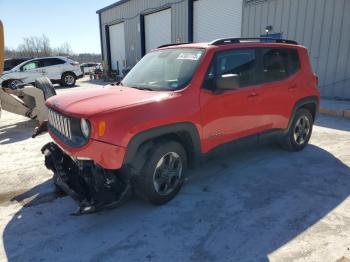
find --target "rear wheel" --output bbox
[134,141,187,205]
[61,72,76,87]
[280,108,313,151]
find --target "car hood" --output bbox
[1,70,12,76]
[46,85,173,117]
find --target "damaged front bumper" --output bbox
[41,142,132,215]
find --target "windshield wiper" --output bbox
[131,86,153,91]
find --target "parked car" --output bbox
[0,56,83,89]
[80,62,101,74]
[4,58,32,72]
[41,38,320,214]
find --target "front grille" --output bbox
[48,109,72,140]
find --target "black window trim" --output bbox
[202,46,301,92]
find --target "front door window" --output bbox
[22,61,39,71]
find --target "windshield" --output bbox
[122,48,204,91]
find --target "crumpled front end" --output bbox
[41,142,132,215]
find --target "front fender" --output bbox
[123,122,201,166]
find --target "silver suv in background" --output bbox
[0,56,83,89]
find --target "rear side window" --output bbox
[261,48,300,83]
[204,48,257,89]
[42,58,66,67]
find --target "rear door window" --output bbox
[261,48,300,83]
[42,58,66,67]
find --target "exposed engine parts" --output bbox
[41,142,132,215]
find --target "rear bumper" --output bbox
[76,73,84,79]
[49,130,126,169]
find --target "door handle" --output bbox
[248,92,259,98]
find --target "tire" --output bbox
[35,77,57,100]
[61,72,76,87]
[134,141,187,205]
[280,108,314,151]
[7,79,23,90]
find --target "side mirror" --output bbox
[216,74,240,90]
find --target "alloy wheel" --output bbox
[64,75,75,85]
[153,152,183,196]
[10,79,22,89]
[293,115,311,145]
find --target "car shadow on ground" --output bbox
[2,143,350,261]
[10,180,60,207]
[0,119,37,144]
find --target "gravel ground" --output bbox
[0,78,350,262]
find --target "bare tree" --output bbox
[53,41,73,56]
[4,46,17,59]
[41,34,51,56]
[17,34,51,57]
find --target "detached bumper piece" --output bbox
[41,142,132,215]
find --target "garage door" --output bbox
[109,22,126,73]
[193,0,243,42]
[145,9,171,53]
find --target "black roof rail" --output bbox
[157,43,190,48]
[210,38,298,46]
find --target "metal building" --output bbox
[243,0,350,99]
[97,0,242,73]
[97,0,350,99]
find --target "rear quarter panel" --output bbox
[293,47,320,110]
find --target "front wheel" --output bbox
[7,79,23,90]
[280,108,314,151]
[61,72,76,87]
[134,141,187,205]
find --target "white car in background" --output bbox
[0,56,83,89]
[80,62,101,74]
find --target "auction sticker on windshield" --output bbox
[177,52,202,61]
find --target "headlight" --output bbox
[80,118,90,138]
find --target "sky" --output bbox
[0,0,117,54]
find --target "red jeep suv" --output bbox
[42,38,320,214]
